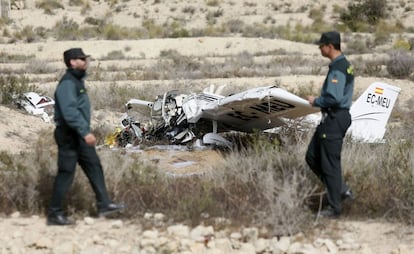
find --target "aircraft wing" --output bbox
[183,86,319,132]
[126,98,153,108]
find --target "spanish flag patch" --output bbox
[331,79,338,84]
[375,87,384,95]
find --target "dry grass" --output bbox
[1,110,413,232]
[0,100,414,235]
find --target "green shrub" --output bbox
[102,50,126,60]
[308,8,327,33]
[12,25,37,42]
[69,0,84,6]
[100,23,129,40]
[206,0,219,7]
[0,75,37,105]
[142,19,164,38]
[35,0,64,14]
[53,17,80,40]
[206,9,223,25]
[0,52,35,63]
[182,6,196,15]
[84,16,104,26]
[340,0,388,32]
[393,39,411,50]
[226,19,245,33]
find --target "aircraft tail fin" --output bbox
[348,82,401,142]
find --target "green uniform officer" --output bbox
[306,31,355,218]
[47,48,125,225]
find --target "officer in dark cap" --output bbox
[47,48,125,225]
[306,31,355,218]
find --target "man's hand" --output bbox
[84,133,97,146]
[307,96,315,106]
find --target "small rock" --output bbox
[10,212,20,218]
[298,243,321,254]
[84,217,95,225]
[110,220,123,228]
[190,225,214,242]
[323,239,338,253]
[230,232,242,240]
[189,242,206,253]
[254,238,269,253]
[214,238,233,253]
[273,236,291,253]
[242,227,259,243]
[167,224,190,238]
[240,242,256,254]
[287,242,303,254]
[153,213,165,221]
[144,213,153,220]
[142,230,159,239]
[92,235,103,245]
[140,238,158,247]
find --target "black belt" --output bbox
[321,107,349,114]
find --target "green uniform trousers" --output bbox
[306,109,351,214]
[48,126,111,216]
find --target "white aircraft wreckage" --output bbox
[15,92,55,123]
[106,82,400,148]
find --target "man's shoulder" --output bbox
[331,55,351,70]
[57,79,77,94]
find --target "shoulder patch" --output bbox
[347,65,354,75]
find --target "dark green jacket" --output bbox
[314,54,354,110]
[54,68,90,137]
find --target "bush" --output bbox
[13,25,37,43]
[340,0,388,32]
[393,39,411,50]
[0,129,56,214]
[211,134,315,235]
[0,130,316,234]
[53,17,80,40]
[345,34,371,54]
[35,0,64,14]
[68,0,84,6]
[343,129,414,222]
[0,75,37,105]
[84,17,104,26]
[0,52,35,63]
[386,50,414,78]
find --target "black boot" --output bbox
[97,203,125,217]
[341,189,355,201]
[47,214,75,226]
